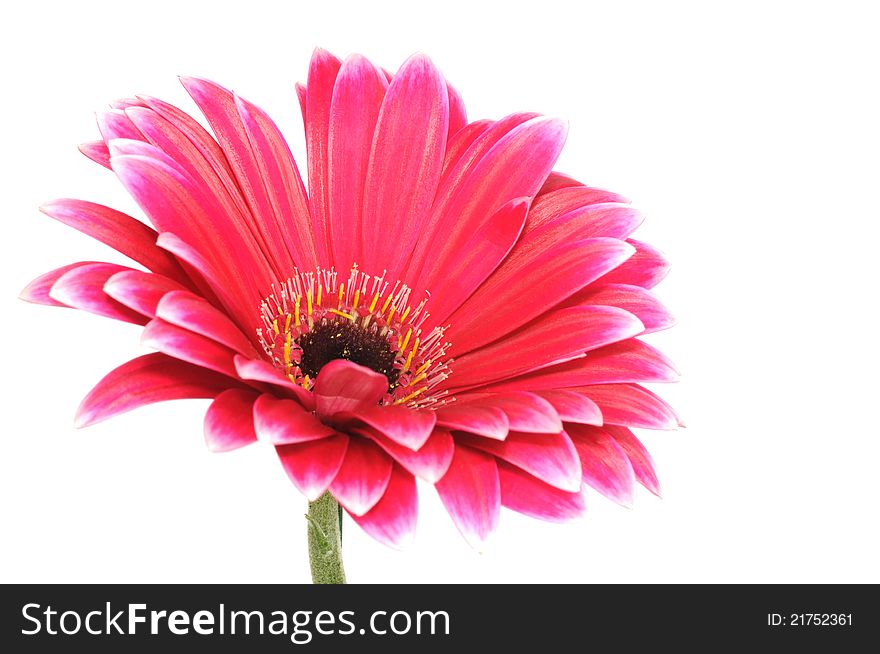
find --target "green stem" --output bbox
[306,492,347,584]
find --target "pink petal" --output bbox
[481,338,678,391]
[456,392,562,434]
[538,171,583,194]
[252,393,335,445]
[78,141,111,168]
[312,359,388,419]
[450,306,644,385]
[329,437,393,516]
[141,318,238,378]
[327,54,388,270]
[439,118,492,179]
[434,403,509,440]
[276,434,349,501]
[604,425,662,496]
[235,93,317,271]
[179,76,301,278]
[232,355,315,408]
[49,262,148,325]
[566,423,636,506]
[103,270,188,318]
[530,184,631,224]
[446,82,467,141]
[363,427,455,483]
[533,390,603,426]
[446,238,635,354]
[340,404,436,450]
[595,238,670,289]
[360,54,448,280]
[457,430,582,493]
[570,283,675,334]
[414,116,567,298]
[304,48,343,265]
[96,109,144,142]
[75,352,239,428]
[154,232,236,316]
[204,388,259,452]
[498,461,586,522]
[156,290,257,356]
[20,262,98,307]
[350,464,418,550]
[435,445,500,547]
[577,384,682,430]
[423,197,529,325]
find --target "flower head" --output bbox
[22,49,679,549]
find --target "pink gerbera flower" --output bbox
[21,49,679,581]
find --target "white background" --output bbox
[1,0,878,583]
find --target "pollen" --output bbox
[258,266,452,409]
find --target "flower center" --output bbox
[258,265,452,408]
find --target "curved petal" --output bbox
[39,199,187,282]
[156,290,257,356]
[435,444,500,548]
[49,262,148,325]
[350,464,418,550]
[327,54,388,269]
[498,461,586,522]
[363,427,454,483]
[79,141,111,168]
[20,262,98,307]
[457,430,582,493]
[232,355,314,408]
[604,425,661,496]
[567,423,636,506]
[329,437,393,516]
[455,393,562,434]
[595,238,670,289]
[446,82,467,141]
[253,394,335,445]
[276,434,349,501]
[434,403,509,440]
[103,270,188,318]
[141,318,238,378]
[576,384,682,430]
[446,238,635,354]
[569,283,675,334]
[360,54,448,280]
[75,352,239,428]
[312,359,388,419]
[449,306,644,385]
[533,390,603,426]
[340,404,436,450]
[204,388,259,452]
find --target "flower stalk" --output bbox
[306,491,347,584]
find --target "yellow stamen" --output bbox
[387,304,397,324]
[328,308,356,320]
[369,291,380,313]
[414,359,432,376]
[283,334,291,365]
[400,306,411,323]
[399,328,412,354]
[338,283,345,308]
[272,319,279,335]
[294,297,301,327]
[307,289,313,316]
[353,289,361,310]
[380,294,394,315]
[395,386,427,405]
[404,337,420,371]
[317,284,322,307]
[412,371,427,385]
[303,374,310,389]
[284,313,291,333]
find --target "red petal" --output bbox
[350,464,418,549]
[75,353,238,428]
[20,262,98,307]
[578,384,682,430]
[567,424,636,506]
[604,425,662,496]
[49,262,148,325]
[341,404,436,450]
[141,318,238,378]
[103,270,188,318]
[312,359,388,419]
[595,238,670,288]
[435,403,509,440]
[252,394,335,445]
[456,393,562,434]
[204,389,259,452]
[498,461,586,522]
[329,438,393,516]
[276,434,349,501]
[156,290,257,356]
[570,283,675,334]
[533,390,603,426]
[435,445,500,547]
[363,428,455,483]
